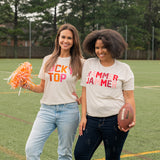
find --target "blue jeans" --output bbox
[25,102,80,160]
[74,115,128,160]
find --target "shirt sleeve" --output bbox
[38,57,47,80]
[122,65,134,90]
[80,59,88,87]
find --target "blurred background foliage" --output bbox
[0,0,160,59]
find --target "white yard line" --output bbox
[0,71,12,74]
[135,86,160,90]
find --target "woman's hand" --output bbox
[122,90,136,132]
[20,79,45,93]
[118,120,136,132]
[72,92,82,105]
[79,116,87,136]
[19,79,31,90]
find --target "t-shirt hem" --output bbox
[40,100,77,105]
[87,113,118,118]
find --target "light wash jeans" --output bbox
[25,102,80,160]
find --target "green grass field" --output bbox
[0,59,160,160]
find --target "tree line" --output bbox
[0,0,160,59]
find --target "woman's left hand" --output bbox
[122,90,136,132]
[72,92,81,105]
[118,120,136,132]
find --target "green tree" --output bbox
[0,1,14,43]
[20,0,59,47]
[58,0,103,42]
[0,0,160,59]
[102,0,147,50]
[0,0,29,58]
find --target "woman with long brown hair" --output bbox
[21,23,83,160]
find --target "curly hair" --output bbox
[83,29,127,58]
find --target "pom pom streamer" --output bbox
[8,62,34,95]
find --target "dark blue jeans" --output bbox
[74,115,128,160]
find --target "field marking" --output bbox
[135,72,160,74]
[0,70,38,75]
[135,86,160,90]
[0,86,159,95]
[95,150,160,160]
[0,145,26,160]
[1,86,160,95]
[0,112,33,125]
[0,71,12,74]
[121,150,160,158]
[142,86,160,88]
[0,90,32,94]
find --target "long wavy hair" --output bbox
[44,23,83,79]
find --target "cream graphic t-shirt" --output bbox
[38,55,78,105]
[81,58,134,117]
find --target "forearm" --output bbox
[123,90,136,121]
[23,79,45,93]
[29,84,44,93]
[79,87,87,135]
[81,104,87,118]
[81,87,87,118]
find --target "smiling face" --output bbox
[95,39,113,62]
[59,29,73,53]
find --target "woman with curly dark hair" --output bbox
[74,29,136,160]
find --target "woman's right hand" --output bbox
[20,79,44,93]
[79,116,87,136]
[19,79,27,88]
[19,79,31,90]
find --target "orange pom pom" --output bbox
[8,62,33,89]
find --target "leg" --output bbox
[56,102,80,160]
[25,104,56,160]
[102,115,128,160]
[74,116,102,160]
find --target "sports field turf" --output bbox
[0,59,160,160]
